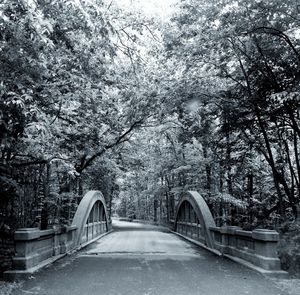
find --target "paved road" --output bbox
[11,221,288,295]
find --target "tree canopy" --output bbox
[1,0,300,233]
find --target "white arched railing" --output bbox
[174,191,216,249]
[72,190,111,247]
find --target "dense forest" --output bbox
[0,0,300,274]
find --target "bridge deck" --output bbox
[10,221,288,295]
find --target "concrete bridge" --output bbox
[4,191,290,295]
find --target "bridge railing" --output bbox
[82,221,107,244]
[209,226,287,276]
[71,190,111,246]
[176,221,205,244]
[173,191,216,248]
[4,191,111,281]
[172,190,288,277]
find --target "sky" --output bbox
[115,0,177,19]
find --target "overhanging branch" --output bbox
[76,119,144,173]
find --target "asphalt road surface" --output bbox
[10,220,288,295]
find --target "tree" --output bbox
[0,0,161,230]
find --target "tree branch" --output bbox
[76,119,144,173]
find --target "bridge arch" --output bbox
[174,191,216,249]
[72,190,110,247]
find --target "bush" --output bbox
[278,222,300,277]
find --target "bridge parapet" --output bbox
[4,191,111,281]
[72,190,111,247]
[5,226,77,276]
[210,226,287,276]
[172,191,288,278]
[173,191,216,249]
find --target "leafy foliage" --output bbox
[0,0,159,232]
[1,0,300,237]
[114,0,300,229]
